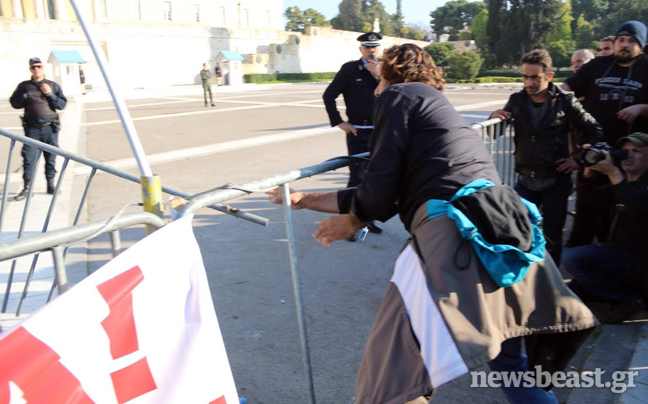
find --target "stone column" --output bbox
[54,0,67,20]
[35,0,45,19]
[11,0,23,18]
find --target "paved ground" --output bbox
[1,82,646,403]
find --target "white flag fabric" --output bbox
[0,215,239,404]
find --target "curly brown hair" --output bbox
[380,44,445,91]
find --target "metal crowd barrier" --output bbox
[1,117,514,402]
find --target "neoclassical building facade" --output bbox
[1,0,426,96]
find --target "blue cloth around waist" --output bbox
[426,179,546,287]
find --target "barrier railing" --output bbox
[1,117,514,402]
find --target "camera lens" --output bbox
[583,149,601,165]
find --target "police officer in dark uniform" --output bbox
[323,32,383,238]
[10,57,67,201]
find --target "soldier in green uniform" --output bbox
[200,63,215,107]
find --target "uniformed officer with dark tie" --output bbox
[323,32,383,238]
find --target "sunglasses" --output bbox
[597,47,611,52]
[30,65,44,70]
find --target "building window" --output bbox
[163,1,172,21]
[193,4,199,22]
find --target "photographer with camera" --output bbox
[490,49,604,265]
[564,132,648,323]
[9,57,67,201]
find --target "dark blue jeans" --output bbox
[488,337,558,403]
[563,245,645,302]
[346,129,372,188]
[21,125,58,182]
[515,175,572,265]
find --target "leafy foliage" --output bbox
[423,43,457,69]
[446,50,483,80]
[430,0,486,40]
[285,7,330,33]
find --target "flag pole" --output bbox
[68,0,163,224]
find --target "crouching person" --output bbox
[564,132,648,323]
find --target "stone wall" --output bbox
[0,17,430,97]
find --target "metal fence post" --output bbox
[280,184,316,404]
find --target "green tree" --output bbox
[547,39,577,68]
[573,14,596,49]
[571,0,608,30]
[391,0,405,35]
[446,50,483,80]
[331,0,363,32]
[430,0,486,40]
[487,0,562,66]
[363,0,393,36]
[597,0,648,39]
[285,7,329,33]
[471,9,489,49]
[424,43,456,69]
[546,0,573,43]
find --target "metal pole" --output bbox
[68,0,153,178]
[280,184,316,404]
[52,246,69,295]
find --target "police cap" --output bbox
[357,32,382,47]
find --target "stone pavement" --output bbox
[0,83,646,403]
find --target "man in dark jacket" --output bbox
[564,132,648,323]
[323,32,383,238]
[10,57,67,201]
[490,49,604,265]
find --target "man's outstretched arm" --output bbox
[267,188,340,213]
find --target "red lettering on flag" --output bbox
[110,357,157,404]
[97,265,157,401]
[97,265,144,359]
[0,326,93,404]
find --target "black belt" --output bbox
[516,167,560,179]
[24,122,53,128]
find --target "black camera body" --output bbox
[576,142,629,167]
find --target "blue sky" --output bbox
[283,0,450,28]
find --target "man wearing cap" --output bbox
[562,20,648,247]
[563,132,648,323]
[322,31,383,239]
[10,57,67,201]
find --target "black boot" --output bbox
[14,180,30,201]
[47,178,56,194]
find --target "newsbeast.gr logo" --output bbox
[471,366,639,394]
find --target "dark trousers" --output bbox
[515,175,572,265]
[567,171,612,247]
[346,129,372,188]
[563,245,646,302]
[21,125,58,182]
[488,337,558,403]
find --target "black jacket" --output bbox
[504,82,603,177]
[323,58,378,127]
[338,83,500,230]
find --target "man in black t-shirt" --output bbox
[563,20,648,144]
